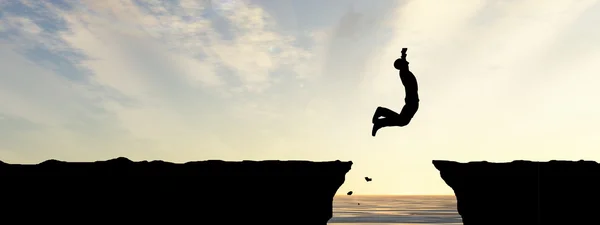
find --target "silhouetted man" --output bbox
[371,48,419,137]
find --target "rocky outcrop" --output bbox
[433,160,600,225]
[0,157,352,224]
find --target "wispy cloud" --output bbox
[0,0,325,162]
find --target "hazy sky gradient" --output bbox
[2,0,600,194]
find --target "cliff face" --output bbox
[433,160,600,225]
[0,157,352,224]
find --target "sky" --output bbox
[2,0,600,195]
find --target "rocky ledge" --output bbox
[0,157,352,224]
[433,160,600,225]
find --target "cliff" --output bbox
[433,160,600,225]
[0,157,352,224]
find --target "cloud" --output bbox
[0,0,325,162]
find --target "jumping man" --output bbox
[371,48,420,137]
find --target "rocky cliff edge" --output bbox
[433,160,600,225]
[0,157,352,225]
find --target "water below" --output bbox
[329,195,462,224]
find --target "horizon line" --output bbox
[334,194,455,196]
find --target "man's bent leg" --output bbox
[396,101,419,127]
[372,117,395,137]
[372,106,400,123]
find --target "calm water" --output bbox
[329,195,462,225]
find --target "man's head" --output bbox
[394,58,409,70]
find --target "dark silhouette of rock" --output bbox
[365,176,372,182]
[433,160,600,225]
[372,48,420,136]
[0,157,352,224]
[347,191,353,195]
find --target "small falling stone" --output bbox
[365,177,372,182]
[357,203,360,205]
[347,191,353,195]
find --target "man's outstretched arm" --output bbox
[394,48,410,71]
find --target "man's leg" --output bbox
[371,107,400,137]
[372,102,419,136]
[372,117,393,136]
[396,101,419,127]
[372,106,399,123]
